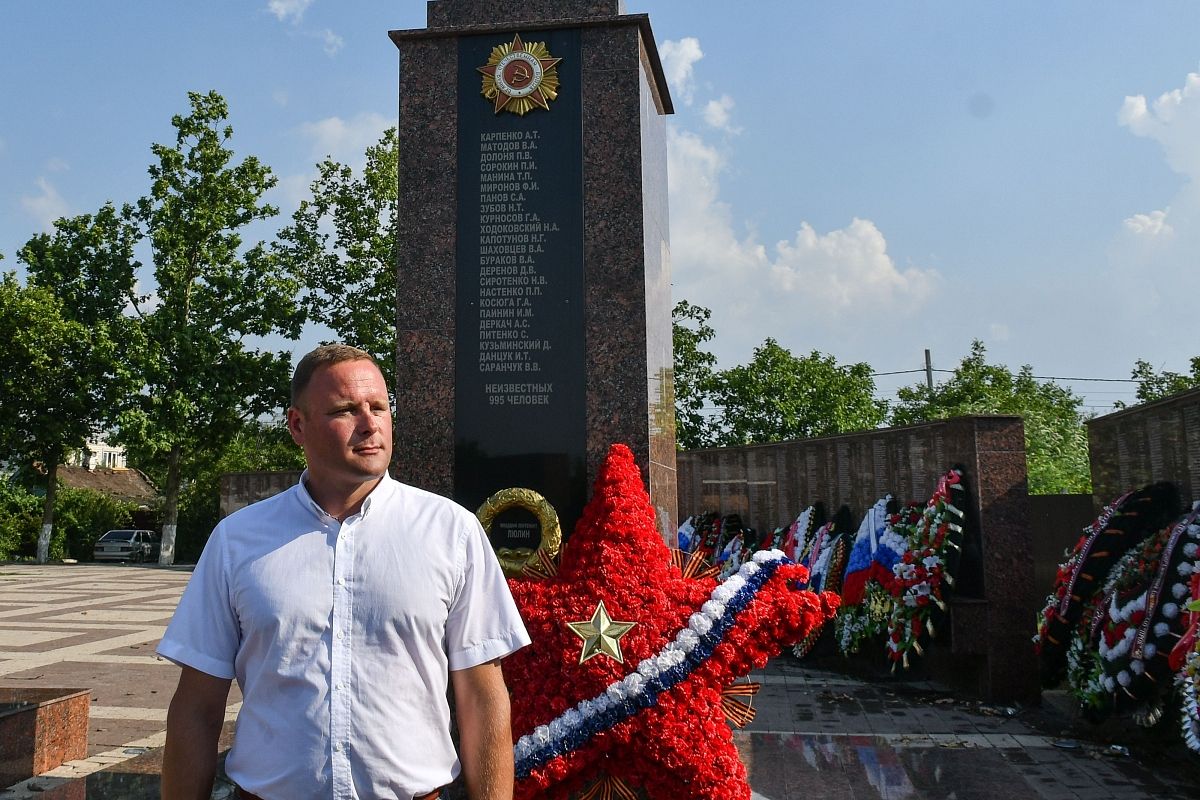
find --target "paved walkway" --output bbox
[0,564,239,798]
[1,564,1199,799]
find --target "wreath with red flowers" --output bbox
[502,445,840,800]
[883,469,965,670]
[1091,507,1200,724]
[1034,483,1181,689]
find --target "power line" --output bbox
[872,368,1138,383]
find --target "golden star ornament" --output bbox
[566,600,636,664]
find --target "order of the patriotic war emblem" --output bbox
[477,33,562,116]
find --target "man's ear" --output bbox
[286,406,304,446]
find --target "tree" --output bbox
[19,203,141,330]
[174,419,305,562]
[672,301,719,449]
[0,274,123,561]
[1118,357,1200,407]
[891,340,1090,494]
[275,128,398,385]
[0,476,39,561]
[117,91,304,564]
[710,339,886,446]
[14,205,142,562]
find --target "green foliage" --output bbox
[174,421,305,561]
[672,303,885,448]
[275,128,398,385]
[19,203,141,328]
[1117,357,1200,407]
[116,91,304,559]
[0,480,135,561]
[891,340,1090,494]
[10,206,144,559]
[0,275,92,471]
[0,479,39,560]
[0,266,135,559]
[672,301,719,450]
[711,339,886,446]
[52,486,140,561]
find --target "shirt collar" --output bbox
[296,469,397,522]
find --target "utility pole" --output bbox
[924,349,934,391]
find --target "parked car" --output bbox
[93,529,160,563]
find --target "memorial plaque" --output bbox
[454,29,587,546]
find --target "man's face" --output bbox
[286,359,393,486]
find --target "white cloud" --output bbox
[1119,69,1200,179]
[702,95,740,133]
[20,177,70,231]
[298,111,393,163]
[668,127,936,334]
[659,38,703,106]
[319,28,343,57]
[267,0,312,24]
[1105,67,1200,341]
[768,219,935,309]
[1123,209,1173,237]
[45,156,69,172]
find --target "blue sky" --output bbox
[4,1,1200,413]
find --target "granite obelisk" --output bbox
[390,1,676,547]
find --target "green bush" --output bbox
[0,479,40,560]
[53,486,140,561]
[0,480,139,561]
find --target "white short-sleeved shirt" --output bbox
[157,472,531,800]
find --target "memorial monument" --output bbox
[390,1,676,556]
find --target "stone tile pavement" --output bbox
[0,564,240,797]
[2,564,1199,798]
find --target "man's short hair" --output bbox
[290,344,380,408]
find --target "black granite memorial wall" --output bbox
[454,30,587,546]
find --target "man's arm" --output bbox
[451,659,515,800]
[162,665,232,800]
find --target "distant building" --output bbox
[68,437,127,470]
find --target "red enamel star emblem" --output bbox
[503,444,839,799]
[477,33,562,115]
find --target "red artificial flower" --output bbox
[504,444,837,800]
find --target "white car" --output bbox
[93,529,160,563]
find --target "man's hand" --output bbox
[162,665,232,800]
[451,659,514,800]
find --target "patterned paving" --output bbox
[0,564,241,796]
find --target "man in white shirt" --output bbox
[159,344,530,800]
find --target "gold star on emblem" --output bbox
[566,600,637,664]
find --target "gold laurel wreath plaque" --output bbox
[476,487,562,578]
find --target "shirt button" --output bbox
[336,631,345,640]
[334,742,342,752]
[336,577,345,586]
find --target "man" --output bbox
[158,344,530,800]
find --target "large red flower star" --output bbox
[504,444,839,799]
